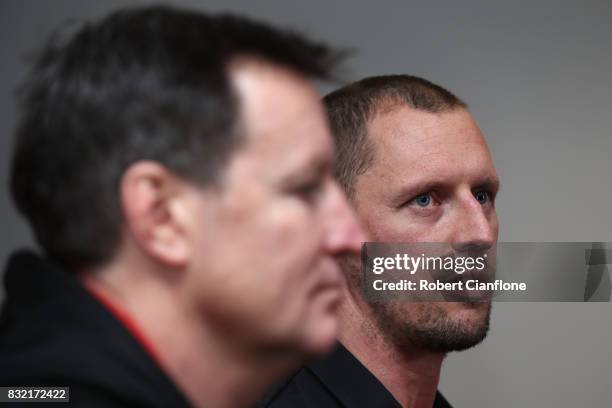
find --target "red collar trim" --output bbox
[86,284,164,368]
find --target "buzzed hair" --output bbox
[323,75,466,198]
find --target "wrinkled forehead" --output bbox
[366,106,495,178]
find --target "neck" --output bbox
[337,289,445,408]
[81,255,292,408]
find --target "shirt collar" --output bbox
[307,343,402,408]
[307,343,453,408]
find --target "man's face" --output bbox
[351,105,499,352]
[183,59,364,357]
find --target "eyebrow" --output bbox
[474,176,501,194]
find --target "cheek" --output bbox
[245,204,330,339]
[361,209,429,242]
[189,204,325,339]
[263,203,324,277]
[215,195,325,301]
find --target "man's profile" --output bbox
[261,75,500,408]
[0,6,365,407]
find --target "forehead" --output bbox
[228,58,332,171]
[365,106,496,184]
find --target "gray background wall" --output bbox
[1,0,610,406]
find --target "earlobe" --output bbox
[120,161,191,270]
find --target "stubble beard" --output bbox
[368,300,492,353]
[340,254,492,354]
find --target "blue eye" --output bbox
[474,190,489,204]
[414,193,432,207]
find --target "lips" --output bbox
[309,258,344,297]
[321,263,344,291]
[308,266,343,314]
[426,254,494,302]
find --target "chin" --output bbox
[298,312,339,358]
[445,300,490,317]
[370,300,492,353]
[296,285,343,357]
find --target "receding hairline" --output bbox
[228,55,326,144]
[323,74,469,199]
[367,95,470,128]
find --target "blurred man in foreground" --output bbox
[0,6,364,407]
[261,75,500,408]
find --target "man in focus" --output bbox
[261,75,500,408]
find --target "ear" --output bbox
[120,161,193,270]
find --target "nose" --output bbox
[450,192,497,253]
[323,181,367,255]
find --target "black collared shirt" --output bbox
[0,250,192,407]
[258,343,453,408]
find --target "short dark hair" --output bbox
[323,75,466,198]
[10,5,342,268]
